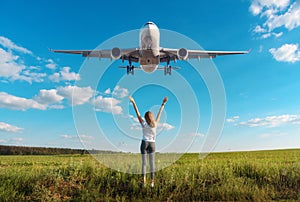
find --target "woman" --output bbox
[129,95,168,187]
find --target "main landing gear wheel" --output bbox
[164,65,172,75]
[126,65,134,75]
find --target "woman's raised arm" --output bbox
[129,96,143,125]
[156,97,168,123]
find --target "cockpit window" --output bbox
[144,22,154,26]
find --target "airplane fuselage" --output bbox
[139,22,160,73]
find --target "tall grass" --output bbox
[0,150,299,201]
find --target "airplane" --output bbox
[51,22,249,75]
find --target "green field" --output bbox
[0,149,299,201]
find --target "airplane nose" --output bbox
[143,22,156,29]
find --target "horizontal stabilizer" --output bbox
[118,66,141,69]
[157,66,180,70]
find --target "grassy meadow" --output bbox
[0,149,299,201]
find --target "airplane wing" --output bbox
[51,47,248,63]
[160,48,249,62]
[50,48,140,62]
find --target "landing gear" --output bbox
[164,58,172,75]
[126,65,134,75]
[125,59,134,75]
[164,65,172,75]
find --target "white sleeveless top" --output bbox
[142,120,156,142]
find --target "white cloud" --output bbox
[261,33,271,39]
[239,114,300,127]
[250,1,263,16]
[104,88,111,94]
[0,122,23,133]
[127,113,175,131]
[250,0,300,38]
[269,43,300,63]
[11,70,46,84]
[0,36,32,54]
[57,85,94,106]
[253,25,267,33]
[92,86,129,115]
[61,134,94,140]
[0,92,46,110]
[92,96,122,114]
[0,46,45,84]
[249,0,291,16]
[0,85,96,110]
[189,132,205,137]
[48,104,64,109]
[61,134,74,139]
[130,122,175,131]
[260,131,288,139]
[49,73,60,82]
[112,85,129,98]
[125,114,140,125]
[131,115,140,124]
[0,36,81,84]
[273,32,283,38]
[49,67,80,83]
[226,116,240,123]
[79,134,94,140]
[45,59,57,69]
[265,2,300,31]
[0,48,25,78]
[0,86,91,111]
[61,134,94,146]
[101,86,129,98]
[10,137,24,142]
[157,122,175,131]
[226,119,236,123]
[60,67,80,81]
[130,124,141,131]
[0,137,24,144]
[33,89,64,105]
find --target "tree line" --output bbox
[0,145,88,155]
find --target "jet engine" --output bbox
[177,48,188,60]
[111,47,121,59]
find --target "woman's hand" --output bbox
[163,96,168,104]
[129,96,135,103]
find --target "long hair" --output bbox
[144,111,156,128]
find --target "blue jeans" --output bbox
[140,140,155,180]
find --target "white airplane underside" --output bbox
[52,22,248,75]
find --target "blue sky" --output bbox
[1,0,300,152]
